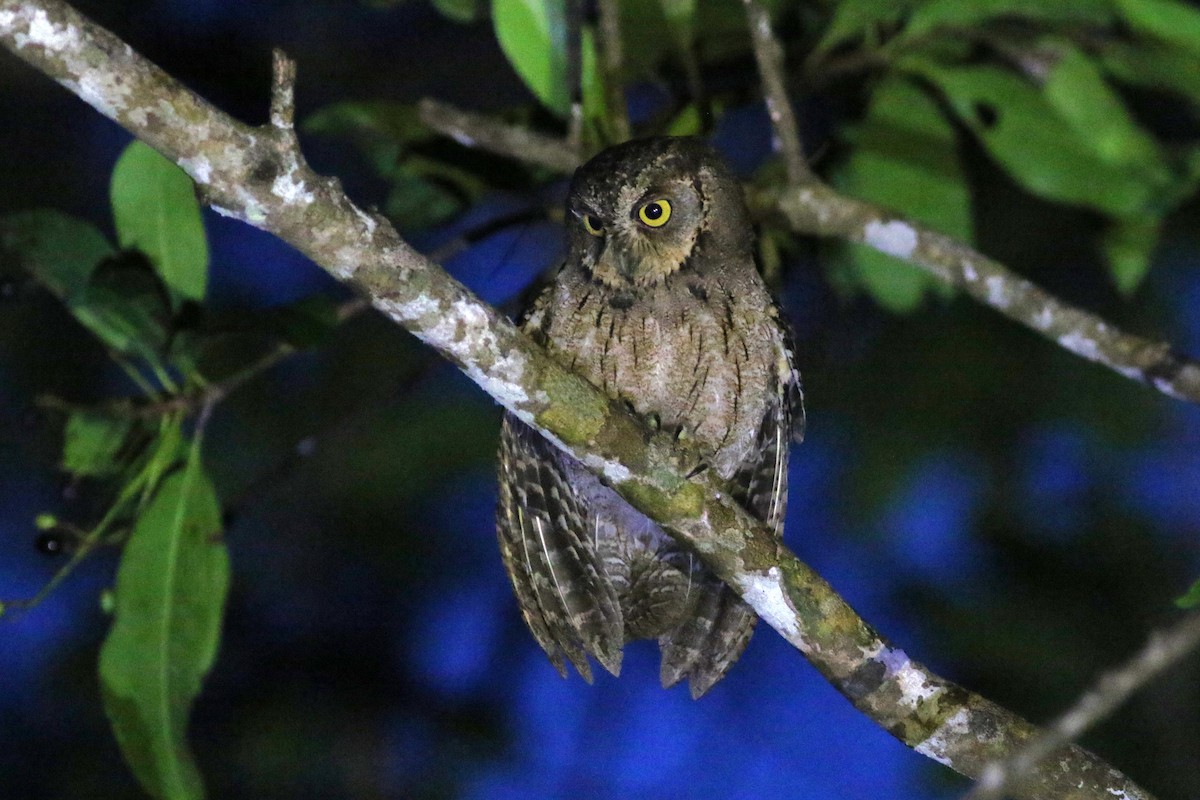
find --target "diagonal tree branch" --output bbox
[965,611,1200,800]
[416,97,579,172]
[741,0,812,185]
[736,1,1200,404]
[767,183,1200,402]
[0,3,1158,798]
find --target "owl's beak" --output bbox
[596,238,641,284]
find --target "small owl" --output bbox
[496,137,803,698]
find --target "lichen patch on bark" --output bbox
[736,566,803,642]
[863,219,918,259]
[915,707,972,767]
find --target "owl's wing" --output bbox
[496,413,624,681]
[741,332,802,532]
[659,337,798,698]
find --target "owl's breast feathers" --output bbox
[535,269,785,480]
[497,137,801,698]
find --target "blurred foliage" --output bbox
[0,145,226,799]
[0,143,346,799]
[2,0,1200,798]
[320,0,1200,307]
[829,76,964,311]
[813,0,1200,302]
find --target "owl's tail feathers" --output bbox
[522,581,625,683]
[658,583,757,699]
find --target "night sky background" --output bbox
[2,1,1200,798]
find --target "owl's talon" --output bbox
[685,462,709,479]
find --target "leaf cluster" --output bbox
[341,0,1200,312]
[816,0,1200,309]
[0,142,342,800]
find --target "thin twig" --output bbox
[36,297,369,420]
[965,612,1200,800]
[416,98,579,172]
[596,0,631,141]
[270,49,296,131]
[741,0,813,185]
[565,0,585,156]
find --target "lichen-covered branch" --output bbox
[767,183,1200,402]
[0,3,1157,798]
[966,611,1200,800]
[738,1,1200,404]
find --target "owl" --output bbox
[496,137,803,698]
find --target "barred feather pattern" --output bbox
[495,137,802,698]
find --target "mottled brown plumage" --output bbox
[496,137,802,698]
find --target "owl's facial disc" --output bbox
[580,180,704,288]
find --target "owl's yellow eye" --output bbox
[637,199,672,228]
[582,215,604,236]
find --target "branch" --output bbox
[0,3,1157,799]
[595,0,631,142]
[414,98,1200,404]
[767,183,1200,401]
[965,611,1200,800]
[741,0,813,185]
[739,1,1200,403]
[416,97,579,172]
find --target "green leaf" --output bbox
[907,61,1161,216]
[111,141,209,304]
[580,27,611,148]
[0,213,172,363]
[1113,0,1200,57]
[385,170,465,231]
[99,443,228,800]
[1177,577,1200,609]
[1042,45,1169,177]
[1100,41,1200,105]
[903,0,1113,40]
[303,101,427,142]
[832,77,970,312]
[268,294,344,349]
[63,412,135,477]
[666,104,702,136]
[815,0,922,54]
[142,419,186,505]
[658,0,697,51]
[493,0,570,115]
[303,101,433,177]
[74,266,170,362]
[616,0,674,76]
[432,0,482,22]
[1103,214,1161,295]
[0,210,113,299]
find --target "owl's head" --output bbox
[565,137,752,288]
